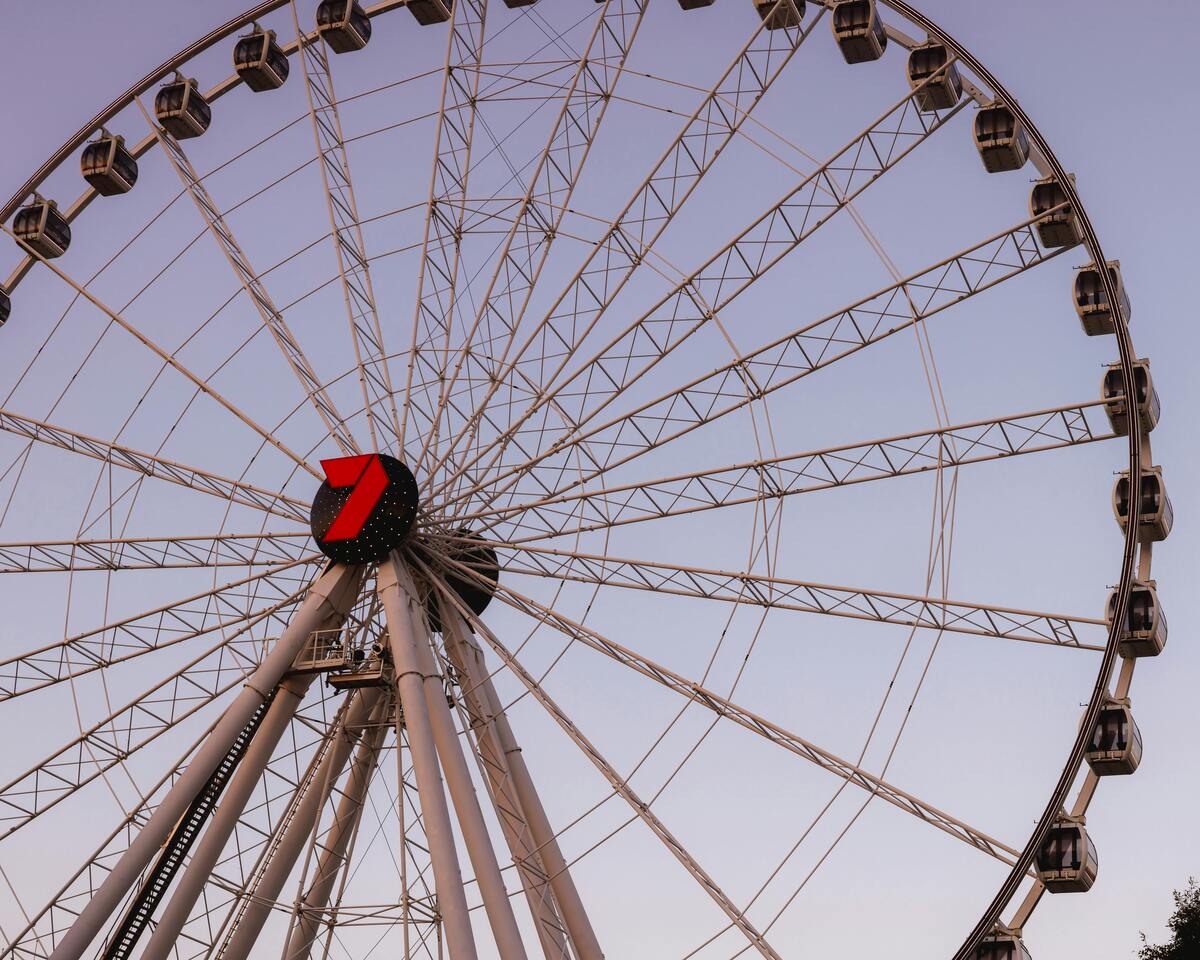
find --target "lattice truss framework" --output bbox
[0,1,1151,959]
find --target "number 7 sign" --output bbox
[309,453,418,563]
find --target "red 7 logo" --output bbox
[319,454,390,542]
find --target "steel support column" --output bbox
[48,563,363,960]
[442,604,602,960]
[281,699,390,960]
[218,685,384,960]
[139,671,317,960]
[378,556,478,960]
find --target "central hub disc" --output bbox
[309,453,418,564]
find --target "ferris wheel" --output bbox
[0,1,1169,958]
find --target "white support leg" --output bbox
[281,700,389,960]
[140,671,317,960]
[399,567,529,960]
[442,605,603,960]
[377,557,479,960]
[219,686,384,960]
[441,606,572,960]
[48,563,363,960]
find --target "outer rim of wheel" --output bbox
[0,3,1148,957]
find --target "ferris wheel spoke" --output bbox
[0,531,313,574]
[136,99,359,460]
[0,406,310,522]
[413,0,649,483]
[434,46,964,506]
[427,5,822,502]
[398,0,489,456]
[451,210,1073,514]
[0,619,276,841]
[3,224,323,482]
[427,572,784,960]
[289,2,403,458]
[457,399,1113,542]
[466,575,1026,871]
[0,560,313,702]
[458,541,1104,650]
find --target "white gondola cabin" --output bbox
[1113,466,1173,542]
[155,77,212,139]
[80,133,138,196]
[754,0,803,30]
[976,928,1032,960]
[13,198,71,259]
[1030,175,1082,249]
[234,27,290,91]
[1035,816,1098,893]
[1102,359,1160,437]
[974,101,1029,173]
[1085,700,1143,776]
[407,0,452,26]
[1074,260,1131,336]
[318,0,373,50]
[0,286,9,327]
[1108,579,1167,658]
[908,42,962,112]
[832,0,887,63]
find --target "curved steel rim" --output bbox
[0,1,1147,956]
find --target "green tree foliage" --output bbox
[1138,878,1200,959]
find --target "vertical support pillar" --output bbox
[444,604,603,960]
[140,671,317,960]
[400,568,528,960]
[219,686,383,960]
[377,557,479,960]
[49,564,364,960]
[441,604,572,960]
[281,697,389,960]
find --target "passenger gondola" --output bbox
[1108,579,1167,658]
[0,286,10,327]
[754,0,803,29]
[974,101,1029,173]
[832,0,887,63]
[407,0,452,24]
[13,197,71,259]
[234,26,290,91]
[976,927,1032,960]
[1035,816,1098,893]
[1085,700,1143,776]
[80,132,138,196]
[1074,260,1131,336]
[1102,359,1160,436]
[1113,466,1173,542]
[154,76,212,139]
[1030,175,1082,249]
[317,0,374,50]
[907,41,962,112]
[676,0,716,9]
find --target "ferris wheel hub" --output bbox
[309,452,419,564]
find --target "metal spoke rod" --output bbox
[471,573,1026,868]
[439,601,599,960]
[47,563,362,960]
[136,98,359,459]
